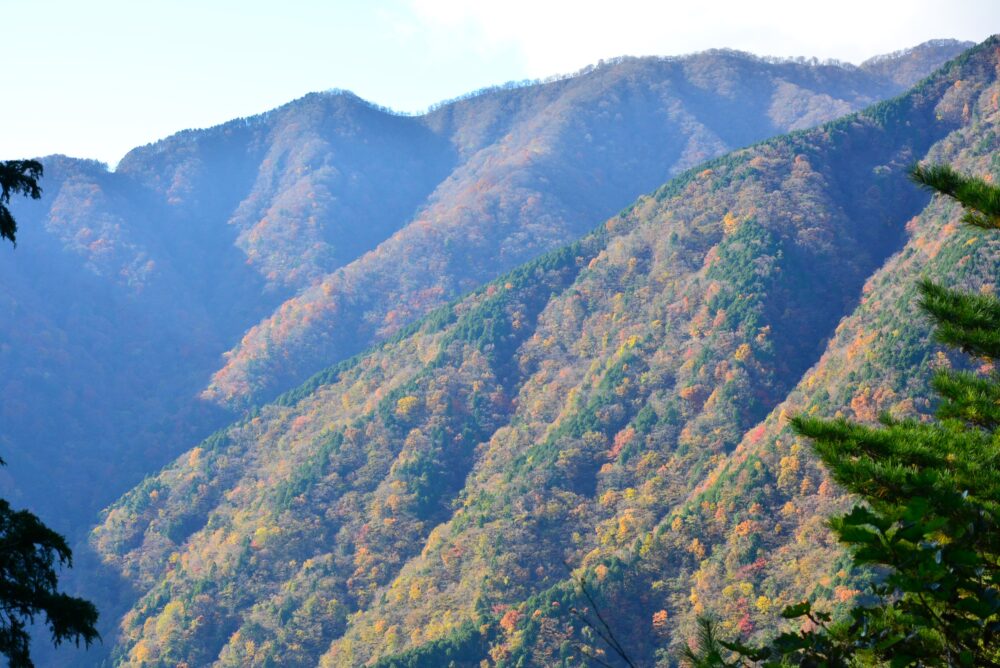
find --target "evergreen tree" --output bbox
[684,164,1000,667]
[0,160,42,246]
[0,160,99,667]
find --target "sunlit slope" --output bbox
[661,89,1000,658]
[91,37,1000,668]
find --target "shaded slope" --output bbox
[117,92,459,290]
[0,93,457,532]
[91,38,999,668]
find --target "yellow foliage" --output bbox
[800,476,813,495]
[133,640,154,663]
[616,509,637,543]
[722,212,740,235]
[777,455,800,491]
[395,395,421,419]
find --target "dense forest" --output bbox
[3,40,965,539]
[51,37,1000,666]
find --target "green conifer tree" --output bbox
[684,164,1000,667]
[0,160,42,246]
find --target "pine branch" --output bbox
[910,163,1000,226]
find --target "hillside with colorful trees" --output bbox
[3,41,964,542]
[203,40,974,410]
[81,37,1000,667]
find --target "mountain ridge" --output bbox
[83,36,1000,668]
[201,39,974,409]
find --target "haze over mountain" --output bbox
[4,39,968,548]
[21,36,994,667]
[202,39,973,410]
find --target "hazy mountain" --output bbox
[85,38,999,667]
[203,39,975,410]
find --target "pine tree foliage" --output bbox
[682,619,740,668]
[0,500,99,667]
[685,164,1000,667]
[918,280,1000,359]
[0,160,42,246]
[911,164,1000,230]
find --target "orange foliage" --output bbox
[609,426,635,459]
[746,424,766,444]
[499,609,522,634]
[652,609,669,634]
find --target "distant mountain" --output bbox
[203,39,975,409]
[87,38,999,667]
[3,40,968,542]
[859,38,977,86]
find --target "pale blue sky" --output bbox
[4,0,997,166]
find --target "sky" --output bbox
[3,0,997,167]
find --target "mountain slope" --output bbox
[3,41,966,540]
[204,40,974,408]
[90,37,1000,668]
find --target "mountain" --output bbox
[858,38,981,87]
[3,41,967,542]
[87,37,1000,667]
[203,39,976,409]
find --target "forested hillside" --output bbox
[205,40,973,409]
[87,37,1000,667]
[3,41,963,541]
